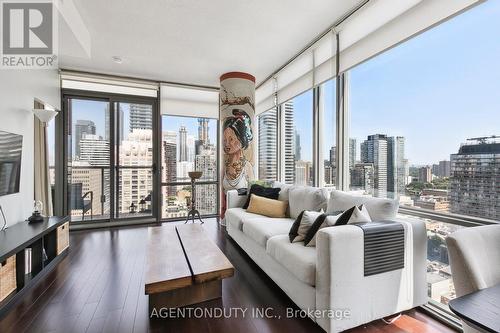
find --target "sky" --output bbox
[50,0,499,167]
[293,0,500,165]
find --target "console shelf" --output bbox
[0,216,69,317]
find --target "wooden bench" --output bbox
[145,224,234,311]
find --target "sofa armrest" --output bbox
[226,189,247,209]
[315,219,427,333]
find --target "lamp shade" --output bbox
[33,109,58,123]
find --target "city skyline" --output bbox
[290,0,500,165]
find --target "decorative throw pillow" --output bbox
[303,211,343,247]
[303,206,372,247]
[243,184,281,209]
[289,210,323,243]
[246,194,288,218]
[335,205,372,226]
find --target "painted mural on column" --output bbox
[219,72,256,215]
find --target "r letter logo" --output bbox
[1,1,57,68]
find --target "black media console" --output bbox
[0,216,69,317]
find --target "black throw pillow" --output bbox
[289,210,305,242]
[243,184,281,209]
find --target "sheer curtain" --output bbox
[33,100,53,216]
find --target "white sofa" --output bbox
[225,184,427,332]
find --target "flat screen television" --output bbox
[0,130,23,196]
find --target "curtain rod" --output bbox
[256,0,370,89]
[59,68,220,91]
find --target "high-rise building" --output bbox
[295,130,302,161]
[438,160,451,178]
[179,126,188,162]
[258,109,277,181]
[74,120,96,158]
[395,136,407,195]
[431,164,440,177]
[105,106,124,141]
[195,145,217,215]
[119,129,153,213]
[349,138,357,167]
[361,134,388,198]
[198,118,210,144]
[450,137,500,220]
[295,160,312,186]
[283,100,295,184]
[329,146,336,166]
[130,104,153,131]
[327,146,336,187]
[177,161,193,182]
[360,134,406,198]
[187,135,195,162]
[163,131,177,196]
[71,160,105,218]
[79,134,109,166]
[419,166,432,183]
[324,161,335,186]
[350,163,374,195]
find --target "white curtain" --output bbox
[34,101,53,216]
[255,0,480,111]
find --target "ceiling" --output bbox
[58,0,363,87]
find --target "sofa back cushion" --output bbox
[326,190,398,221]
[289,186,329,219]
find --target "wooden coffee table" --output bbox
[145,224,234,311]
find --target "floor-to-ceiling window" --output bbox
[346,0,500,312]
[258,107,278,182]
[161,116,218,219]
[282,90,314,185]
[63,94,157,223]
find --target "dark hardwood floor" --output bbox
[0,219,457,333]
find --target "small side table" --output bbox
[185,171,204,224]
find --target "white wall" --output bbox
[0,69,60,228]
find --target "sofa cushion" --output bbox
[225,208,263,231]
[267,235,317,286]
[326,190,398,221]
[242,218,294,247]
[289,186,329,219]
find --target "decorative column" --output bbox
[219,72,256,218]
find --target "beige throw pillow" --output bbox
[247,194,288,218]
